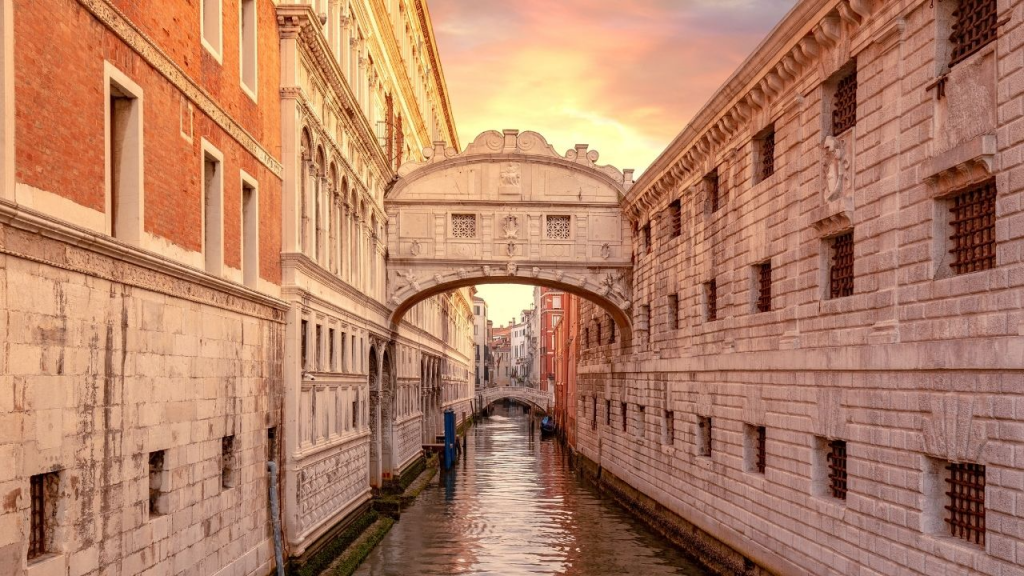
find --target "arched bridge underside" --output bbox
[385,130,636,342]
[479,386,555,415]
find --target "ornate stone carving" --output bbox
[410,240,422,257]
[501,215,520,239]
[822,135,849,202]
[922,395,987,463]
[506,262,517,276]
[506,242,516,257]
[601,243,611,260]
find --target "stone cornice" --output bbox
[76,0,283,178]
[282,251,391,317]
[278,4,392,181]
[626,0,884,219]
[0,200,288,321]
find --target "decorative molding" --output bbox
[921,395,987,463]
[922,134,996,198]
[76,0,283,178]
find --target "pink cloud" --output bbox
[431,0,796,173]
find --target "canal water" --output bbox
[354,404,711,576]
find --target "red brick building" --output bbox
[534,287,565,391]
[552,294,578,447]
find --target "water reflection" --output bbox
[354,405,710,575]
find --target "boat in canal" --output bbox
[540,415,556,436]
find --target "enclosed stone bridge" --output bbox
[384,130,636,342]
[479,385,555,415]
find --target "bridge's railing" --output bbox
[479,385,555,413]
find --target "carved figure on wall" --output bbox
[506,262,518,276]
[500,163,521,188]
[502,215,520,239]
[532,267,541,278]
[823,135,847,202]
[395,269,420,293]
[601,243,611,260]
[410,240,422,256]
[482,265,492,276]
[506,242,516,257]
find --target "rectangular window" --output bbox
[201,0,223,61]
[149,450,167,518]
[107,67,143,244]
[945,462,986,546]
[621,402,628,432]
[669,199,682,237]
[664,410,675,445]
[704,280,718,322]
[744,425,766,474]
[706,170,720,213]
[756,262,772,313]
[637,405,645,438]
[829,231,854,299]
[827,439,847,500]
[698,417,713,457]
[239,0,257,99]
[643,223,652,254]
[755,125,776,183]
[831,67,858,136]
[552,295,561,309]
[328,328,336,371]
[315,324,323,371]
[591,397,597,430]
[451,213,477,238]
[608,316,616,344]
[668,293,679,330]
[241,175,259,288]
[221,435,235,489]
[948,180,997,275]
[352,392,359,429]
[948,0,998,68]
[202,143,224,275]
[605,400,611,426]
[300,320,309,371]
[28,472,59,561]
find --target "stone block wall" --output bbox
[578,0,1024,574]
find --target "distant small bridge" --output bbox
[478,385,555,415]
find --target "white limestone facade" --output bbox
[575,0,1024,574]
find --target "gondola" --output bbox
[540,416,556,437]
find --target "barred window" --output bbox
[28,472,59,561]
[668,294,679,330]
[949,0,998,68]
[607,314,616,344]
[149,450,166,517]
[827,440,848,500]
[698,417,713,457]
[831,67,858,136]
[664,410,675,445]
[606,399,611,426]
[829,231,854,299]
[451,213,477,238]
[546,215,571,239]
[591,396,598,430]
[756,126,776,183]
[949,180,997,275]
[637,405,646,438]
[705,280,718,322]
[221,435,235,489]
[756,262,772,313]
[755,426,767,474]
[621,402,628,432]
[669,199,682,237]
[643,222,652,254]
[946,463,985,546]
[706,170,721,213]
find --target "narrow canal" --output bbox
[354,404,712,575]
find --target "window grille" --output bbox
[949,180,997,275]
[699,417,713,457]
[760,130,776,181]
[827,440,848,500]
[546,215,571,239]
[29,474,46,560]
[830,232,854,299]
[592,397,598,430]
[946,463,985,546]
[706,280,718,322]
[668,294,679,330]
[643,223,652,254]
[707,171,721,213]
[606,400,611,426]
[451,214,477,238]
[757,262,772,313]
[637,405,645,438]
[608,315,616,344]
[669,200,682,237]
[665,411,675,445]
[755,426,767,474]
[831,69,858,135]
[149,451,165,516]
[621,402,628,432]
[949,0,998,68]
[221,436,235,489]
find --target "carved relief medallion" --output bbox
[502,215,520,239]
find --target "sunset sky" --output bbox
[430,0,797,176]
[431,0,798,322]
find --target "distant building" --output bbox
[473,296,492,390]
[552,294,580,446]
[533,287,565,391]
[491,325,512,387]
[509,309,535,386]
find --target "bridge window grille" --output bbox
[668,294,679,330]
[756,262,772,313]
[949,0,998,69]
[698,417,712,457]
[756,126,776,183]
[705,280,718,322]
[669,200,682,237]
[829,231,854,299]
[621,402,628,432]
[946,463,986,546]
[949,180,997,275]
[706,170,721,213]
[546,215,571,239]
[831,68,858,136]
[451,214,477,238]
[827,440,848,500]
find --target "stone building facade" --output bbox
[274,0,473,560]
[0,0,287,575]
[575,0,1024,574]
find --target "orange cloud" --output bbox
[431,0,797,174]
